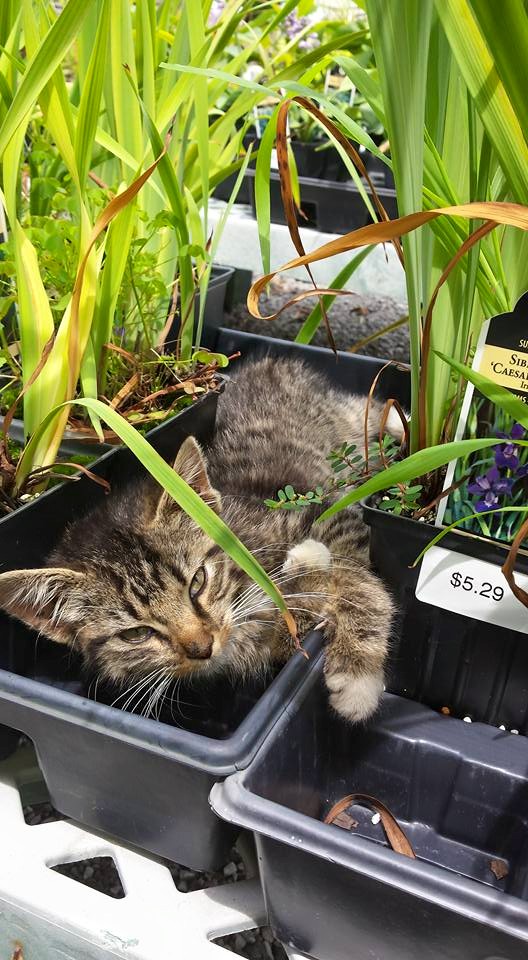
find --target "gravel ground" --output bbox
[23,799,287,958]
[224,275,409,363]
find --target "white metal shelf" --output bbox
[0,745,270,960]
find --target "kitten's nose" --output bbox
[184,633,213,660]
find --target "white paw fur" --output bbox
[282,539,332,573]
[326,670,384,723]
[385,406,405,441]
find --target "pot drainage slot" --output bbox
[212,927,288,958]
[23,800,63,826]
[50,856,125,898]
[168,846,247,893]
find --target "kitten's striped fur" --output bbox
[0,358,398,723]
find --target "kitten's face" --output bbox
[0,438,253,687]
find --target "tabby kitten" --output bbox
[0,357,399,723]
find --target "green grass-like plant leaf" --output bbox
[0,0,97,158]
[436,351,528,431]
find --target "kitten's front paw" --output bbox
[325,670,384,723]
[283,539,331,573]
[385,406,407,442]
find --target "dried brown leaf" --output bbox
[324,793,416,859]
[490,858,509,881]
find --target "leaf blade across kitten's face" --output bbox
[0,437,249,686]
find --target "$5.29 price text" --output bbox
[449,571,504,602]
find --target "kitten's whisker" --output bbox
[111,675,150,711]
[283,591,355,607]
[133,668,167,716]
[268,563,359,586]
[232,562,285,605]
[232,568,282,602]
[232,600,275,619]
[111,669,159,710]
[281,606,324,616]
[119,669,164,714]
[166,677,194,723]
[238,618,276,626]
[248,541,292,553]
[156,673,173,719]
[145,672,171,720]
[231,587,267,614]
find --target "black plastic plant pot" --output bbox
[0,333,408,867]
[0,376,327,869]
[0,365,109,458]
[0,389,242,865]
[4,416,115,459]
[163,263,235,349]
[207,327,411,405]
[364,153,395,190]
[363,502,528,732]
[212,133,256,204]
[290,141,351,182]
[0,609,322,870]
[213,171,252,204]
[3,265,235,459]
[211,653,528,960]
[247,169,398,234]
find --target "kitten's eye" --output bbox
[120,626,153,643]
[189,565,207,602]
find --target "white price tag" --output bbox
[415,545,528,635]
[270,148,279,170]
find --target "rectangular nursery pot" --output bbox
[0,377,323,868]
[213,170,252,205]
[363,502,528,732]
[140,262,235,352]
[3,265,235,459]
[199,263,235,331]
[0,387,247,867]
[211,652,528,960]
[0,334,408,867]
[290,141,351,182]
[212,132,256,204]
[208,327,411,404]
[247,168,398,234]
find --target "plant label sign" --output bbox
[416,545,528,634]
[415,295,528,629]
[436,294,528,548]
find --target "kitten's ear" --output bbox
[156,436,222,519]
[0,568,86,644]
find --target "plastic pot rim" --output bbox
[0,383,226,527]
[362,496,528,571]
[0,631,323,777]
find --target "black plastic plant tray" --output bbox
[211,652,528,960]
[209,327,411,405]
[3,265,235,459]
[0,333,408,868]
[290,140,351,182]
[247,168,398,234]
[363,502,528,733]
[1,324,376,869]
[0,376,324,868]
[213,170,252,205]
[0,621,322,870]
